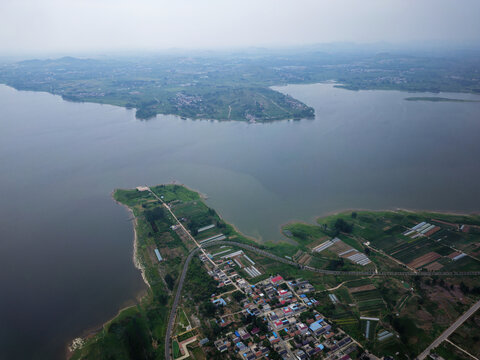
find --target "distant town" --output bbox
[2,48,480,122]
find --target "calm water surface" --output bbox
[1,83,480,359]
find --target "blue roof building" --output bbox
[309,320,324,332]
[213,298,227,306]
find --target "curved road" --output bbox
[165,247,200,360]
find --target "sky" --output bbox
[1,0,480,55]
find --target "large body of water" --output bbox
[1,83,480,359]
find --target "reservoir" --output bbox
[0,83,479,359]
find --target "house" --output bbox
[309,319,327,335]
[212,298,227,306]
[238,328,250,341]
[271,275,284,284]
[296,323,308,334]
[295,349,307,360]
[214,339,228,352]
[250,327,260,335]
[236,342,247,351]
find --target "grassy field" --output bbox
[172,340,181,358]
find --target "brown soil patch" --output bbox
[298,253,312,265]
[162,246,184,259]
[447,251,462,259]
[349,284,376,293]
[293,250,303,261]
[415,309,435,331]
[146,245,159,264]
[424,261,444,271]
[431,219,458,228]
[329,240,352,254]
[307,236,330,249]
[425,226,441,237]
[407,252,441,269]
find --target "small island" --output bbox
[70,185,480,360]
[405,97,479,102]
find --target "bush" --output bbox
[334,218,353,233]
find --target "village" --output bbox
[70,185,480,360]
[177,245,367,360]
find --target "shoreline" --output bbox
[112,192,150,289]
[65,186,480,358]
[66,194,150,359]
[278,206,480,237]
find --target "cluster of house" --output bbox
[175,92,202,107]
[214,331,270,360]
[202,248,264,292]
[207,271,357,360]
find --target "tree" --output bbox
[232,290,245,302]
[334,218,353,233]
[165,273,175,290]
[327,258,345,270]
[460,282,470,294]
[202,302,217,317]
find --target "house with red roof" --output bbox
[270,275,283,284]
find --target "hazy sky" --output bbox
[1,0,480,54]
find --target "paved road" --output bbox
[147,188,215,266]
[165,248,200,360]
[416,299,480,359]
[204,240,480,277]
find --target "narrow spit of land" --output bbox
[71,184,480,360]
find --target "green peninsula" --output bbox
[2,47,480,122]
[71,185,480,360]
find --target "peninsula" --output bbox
[70,185,480,360]
[2,47,480,122]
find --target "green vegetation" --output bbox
[172,341,181,358]
[72,185,200,359]
[449,311,480,358]
[72,183,259,359]
[433,342,471,360]
[72,184,480,360]
[2,48,480,122]
[281,210,480,358]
